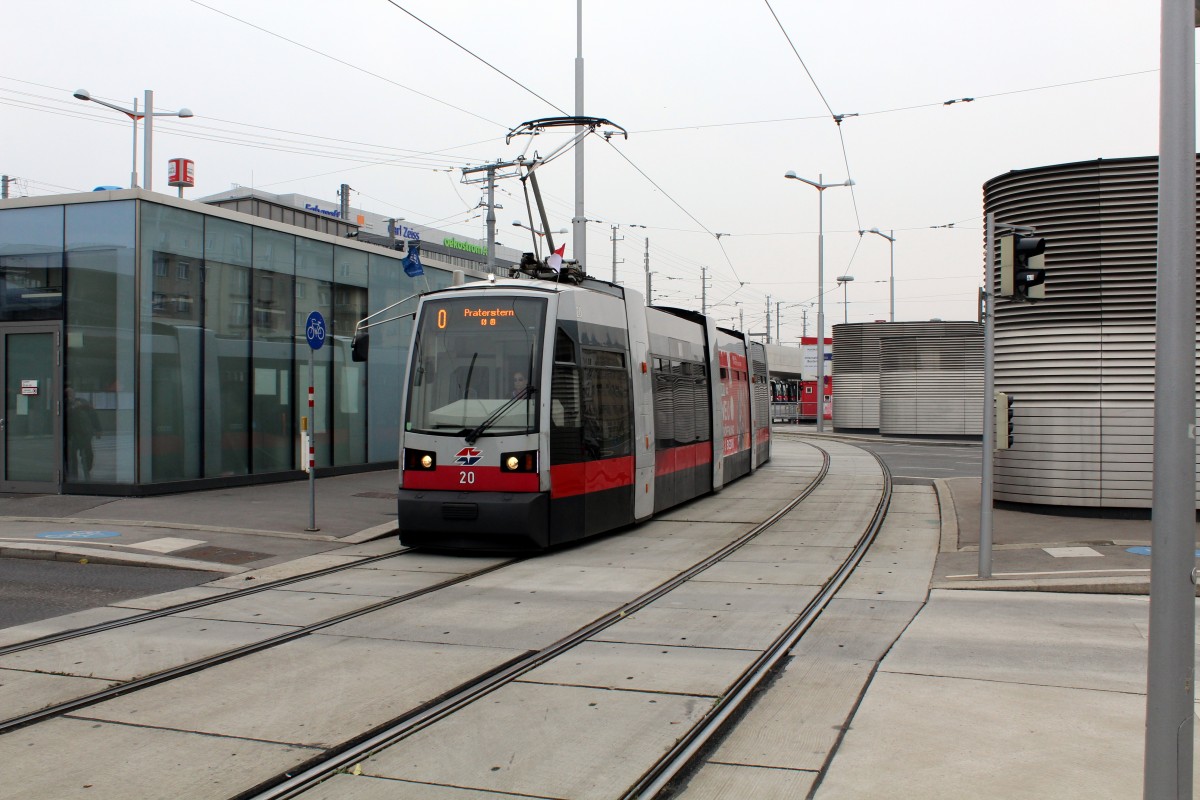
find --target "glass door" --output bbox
[1,324,62,492]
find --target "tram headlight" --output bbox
[500,450,538,473]
[404,448,437,470]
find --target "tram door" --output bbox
[0,324,62,492]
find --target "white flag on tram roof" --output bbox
[547,243,566,272]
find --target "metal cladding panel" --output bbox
[984,156,1200,509]
[879,333,984,436]
[832,321,982,432]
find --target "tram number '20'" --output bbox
[458,471,476,485]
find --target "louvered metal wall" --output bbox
[985,156,1198,509]
[832,321,983,434]
[880,333,984,436]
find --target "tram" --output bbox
[366,267,770,551]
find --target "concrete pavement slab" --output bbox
[0,717,315,800]
[519,640,756,696]
[651,579,820,615]
[0,617,298,681]
[321,583,615,651]
[356,551,510,575]
[303,774,537,799]
[459,560,681,605]
[360,682,713,800]
[882,590,1152,693]
[170,588,392,627]
[709,652,875,772]
[706,598,924,773]
[696,548,850,587]
[551,522,753,570]
[674,763,816,800]
[593,604,795,651]
[81,634,523,749]
[205,553,381,588]
[110,585,235,610]
[0,606,143,649]
[0,668,114,719]
[811,670,1198,799]
[277,566,455,597]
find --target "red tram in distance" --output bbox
[386,273,770,551]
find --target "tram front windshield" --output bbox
[406,295,547,436]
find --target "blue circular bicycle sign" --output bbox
[305,311,326,350]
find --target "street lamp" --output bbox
[512,220,567,237]
[74,89,193,192]
[836,275,855,325]
[784,170,854,432]
[863,227,896,322]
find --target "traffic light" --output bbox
[995,391,1014,449]
[999,234,1046,301]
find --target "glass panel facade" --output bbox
[295,238,331,468]
[366,253,407,463]
[139,204,204,482]
[0,206,64,321]
[251,229,294,473]
[333,246,367,465]
[204,217,252,477]
[0,196,462,490]
[65,201,136,484]
[7,331,58,482]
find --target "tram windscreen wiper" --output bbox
[463,387,535,444]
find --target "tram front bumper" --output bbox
[397,489,549,551]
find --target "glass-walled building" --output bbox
[0,189,502,494]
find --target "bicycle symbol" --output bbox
[305,311,326,350]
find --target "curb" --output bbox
[0,542,244,574]
[338,522,398,544]
[0,516,340,542]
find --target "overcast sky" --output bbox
[3,1,1168,341]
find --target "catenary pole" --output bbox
[979,214,995,579]
[572,0,586,271]
[1144,0,1196,795]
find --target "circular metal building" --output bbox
[985,156,1197,509]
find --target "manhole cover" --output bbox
[175,545,270,565]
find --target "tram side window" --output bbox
[550,328,583,464]
[650,358,709,448]
[581,348,631,459]
[672,360,696,445]
[689,361,711,441]
[652,357,674,449]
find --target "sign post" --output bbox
[304,311,325,531]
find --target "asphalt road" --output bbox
[853,439,981,482]
[0,557,219,629]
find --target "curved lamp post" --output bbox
[836,275,855,325]
[783,171,854,432]
[864,227,896,321]
[74,89,193,191]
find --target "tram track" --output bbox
[0,553,521,735]
[0,437,850,799]
[239,442,840,800]
[630,443,892,799]
[0,547,413,659]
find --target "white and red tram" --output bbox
[392,275,769,550]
